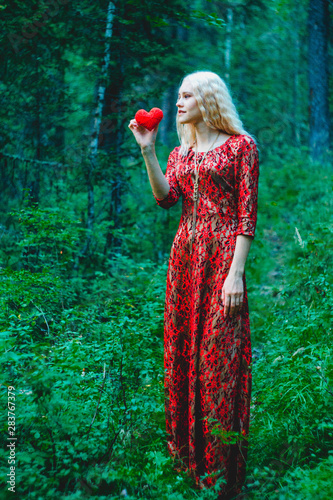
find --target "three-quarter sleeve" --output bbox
[235,136,259,238]
[153,147,182,209]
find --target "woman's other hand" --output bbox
[128,119,159,151]
[222,270,244,317]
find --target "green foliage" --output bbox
[1,0,333,497]
[1,264,162,498]
[277,456,333,499]
[243,151,333,499]
[205,417,248,446]
[1,149,332,499]
[0,209,197,497]
[9,201,82,274]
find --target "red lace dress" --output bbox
[153,134,259,499]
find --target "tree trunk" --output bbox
[54,62,66,163]
[308,0,330,162]
[292,17,301,147]
[82,1,115,258]
[224,7,233,82]
[100,9,126,259]
[29,55,41,205]
[160,83,178,147]
[238,18,248,107]
[160,25,187,147]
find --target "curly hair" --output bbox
[176,71,257,157]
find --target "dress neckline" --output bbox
[190,134,236,155]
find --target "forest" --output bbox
[0,0,333,498]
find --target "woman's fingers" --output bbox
[230,295,238,317]
[128,119,158,151]
[223,292,244,317]
[128,119,145,131]
[222,273,244,317]
[233,294,244,316]
[128,119,140,131]
[223,292,229,317]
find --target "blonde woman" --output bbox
[129,71,259,500]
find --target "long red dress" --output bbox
[153,134,259,499]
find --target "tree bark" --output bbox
[160,25,186,147]
[160,83,178,147]
[224,7,233,82]
[29,55,42,205]
[308,0,330,162]
[100,9,126,258]
[292,19,301,147]
[82,1,115,257]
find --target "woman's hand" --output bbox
[128,119,159,151]
[222,270,244,317]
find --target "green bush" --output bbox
[244,153,333,499]
[1,151,333,498]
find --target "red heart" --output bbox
[135,107,164,131]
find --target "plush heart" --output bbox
[135,107,164,131]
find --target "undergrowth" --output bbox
[0,147,332,499]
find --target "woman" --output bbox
[129,71,259,499]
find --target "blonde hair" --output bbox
[176,71,257,157]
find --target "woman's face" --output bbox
[176,80,203,125]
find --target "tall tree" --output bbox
[224,6,233,82]
[308,0,330,161]
[81,1,116,258]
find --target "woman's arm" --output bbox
[222,234,253,317]
[222,136,259,317]
[141,145,170,199]
[128,119,170,199]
